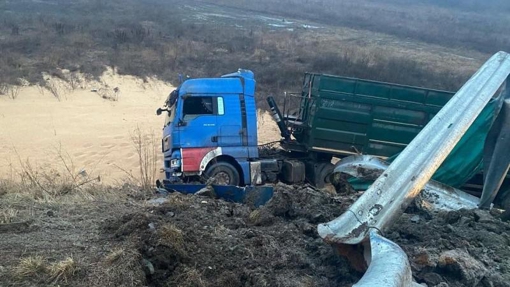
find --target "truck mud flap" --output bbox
[318,52,510,286]
[333,155,479,211]
[160,181,274,207]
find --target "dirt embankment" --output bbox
[390,209,510,287]
[1,183,509,287]
[104,183,361,287]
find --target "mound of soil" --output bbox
[104,183,362,287]
[3,182,509,287]
[389,209,510,287]
[102,183,510,287]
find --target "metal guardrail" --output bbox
[353,231,422,287]
[333,155,480,211]
[318,51,510,245]
[318,51,510,287]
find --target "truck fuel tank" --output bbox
[281,159,305,184]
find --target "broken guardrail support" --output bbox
[480,95,510,209]
[319,51,510,286]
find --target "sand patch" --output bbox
[0,68,172,184]
[257,110,281,144]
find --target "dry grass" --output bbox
[96,87,119,101]
[6,164,104,202]
[13,256,48,280]
[49,257,78,284]
[154,193,193,212]
[168,267,206,287]
[8,85,20,100]
[166,193,189,206]
[89,245,145,286]
[132,126,158,191]
[0,146,113,203]
[213,271,242,287]
[115,126,159,192]
[0,163,146,287]
[13,256,79,284]
[247,208,274,226]
[104,248,126,265]
[248,209,262,223]
[0,184,7,197]
[158,223,185,255]
[45,80,64,101]
[298,276,316,287]
[0,207,19,224]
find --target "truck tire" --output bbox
[315,162,335,188]
[204,162,240,186]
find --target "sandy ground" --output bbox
[0,70,280,184]
[0,69,173,184]
[256,110,281,145]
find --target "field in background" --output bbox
[203,0,510,54]
[1,0,504,104]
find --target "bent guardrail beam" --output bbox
[333,155,479,211]
[318,51,510,245]
[353,231,422,287]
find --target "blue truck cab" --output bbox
[160,70,261,186]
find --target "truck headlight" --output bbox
[162,135,171,152]
[170,159,181,168]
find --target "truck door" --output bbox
[177,95,220,148]
[217,96,243,146]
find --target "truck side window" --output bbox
[183,96,219,120]
[183,97,213,115]
[217,97,224,115]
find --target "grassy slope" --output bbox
[1,0,505,102]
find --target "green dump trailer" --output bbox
[278,73,509,204]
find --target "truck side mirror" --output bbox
[178,119,187,127]
[156,108,172,117]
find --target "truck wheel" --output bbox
[205,162,240,186]
[316,162,334,188]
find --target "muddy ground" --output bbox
[389,208,510,287]
[0,183,509,287]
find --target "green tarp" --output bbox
[349,94,504,189]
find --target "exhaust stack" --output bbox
[267,96,291,141]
